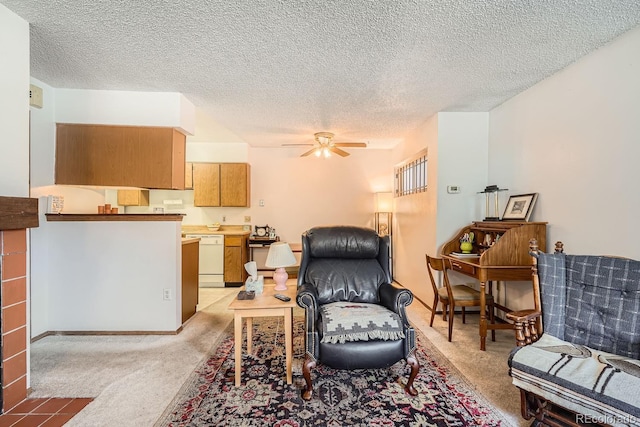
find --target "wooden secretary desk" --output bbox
[441,221,547,350]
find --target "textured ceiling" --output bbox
[3,0,640,148]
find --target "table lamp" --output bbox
[265,242,297,291]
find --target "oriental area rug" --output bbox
[156,318,507,426]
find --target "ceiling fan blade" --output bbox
[300,147,318,157]
[334,142,367,147]
[330,147,350,157]
[282,143,314,146]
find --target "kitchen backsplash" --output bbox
[105,189,251,226]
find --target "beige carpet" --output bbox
[28,288,528,426]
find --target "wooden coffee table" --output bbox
[227,281,298,386]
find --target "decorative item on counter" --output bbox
[265,242,297,291]
[459,232,474,254]
[207,223,221,231]
[104,203,111,213]
[111,207,118,214]
[477,185,508,221]
[244,261,264,294]
[47,195,64,214]
[502,193,539,221]
[98,205,105,214]
[254,224,271,238]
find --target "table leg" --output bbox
[284,308,293,384]
[246,317,253,354]
[234,313,243,386]
[479,281,487,351]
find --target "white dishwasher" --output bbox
[186,234,224,287]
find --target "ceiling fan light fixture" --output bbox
[296,131,366,158]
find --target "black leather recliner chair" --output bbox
[296,225,419,400]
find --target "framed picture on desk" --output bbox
[502,193,538,221]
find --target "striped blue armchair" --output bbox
[507,240,640,427]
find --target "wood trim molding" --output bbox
[31,328,182,342]
[46,213,185,222]
[0,196,39,230]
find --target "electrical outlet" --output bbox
[447,185,460,194]
[222,216,226,222]
[259,199,265,207]
[163,289,171,300]
[244,216,251,222]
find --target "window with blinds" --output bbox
[394,148,427,197]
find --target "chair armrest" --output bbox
[507,309,541,346]
[296,283,320,360]
[296,283,319,325]
[379,283,413,324]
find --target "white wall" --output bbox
[490,25,640,258]
[0,5,29,197]
[29,86,199,336]
[436,113,489,245]
[45,221,182,331]
[55,89,195,135]
[249,147,393,244]
[489,25,640,310]
[393,115,437,305]
[392,113,489,305]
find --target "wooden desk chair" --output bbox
[425,255,495,342]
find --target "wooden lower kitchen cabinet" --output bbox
[182,238,200,323]
[224,235,249,285]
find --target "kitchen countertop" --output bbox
[181,225,251,236]
[181,237,201,245]
[46,213,185,222]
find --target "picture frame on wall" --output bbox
[502,193,538,221]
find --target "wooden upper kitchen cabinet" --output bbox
[224,235,249,285]
[55,124,186,189]
[193,163,250,207]
[117,189,150,206]
[221,163,250,207]
[193,163,220,206]
[185,162,193,190]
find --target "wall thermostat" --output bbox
[447,185,460,194]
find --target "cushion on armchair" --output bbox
[509,250,640,425]
[307,226,380,259]
[539,253,640,358]
[304,258,387,304]
[319,302,405,344]
[510,333,640,421]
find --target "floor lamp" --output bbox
[374,192,393,278]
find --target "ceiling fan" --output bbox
[284,132,367,157]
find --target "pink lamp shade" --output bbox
[265,242,297,291]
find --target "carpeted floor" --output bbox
[156,317,508,426]
[28,288,528,426]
